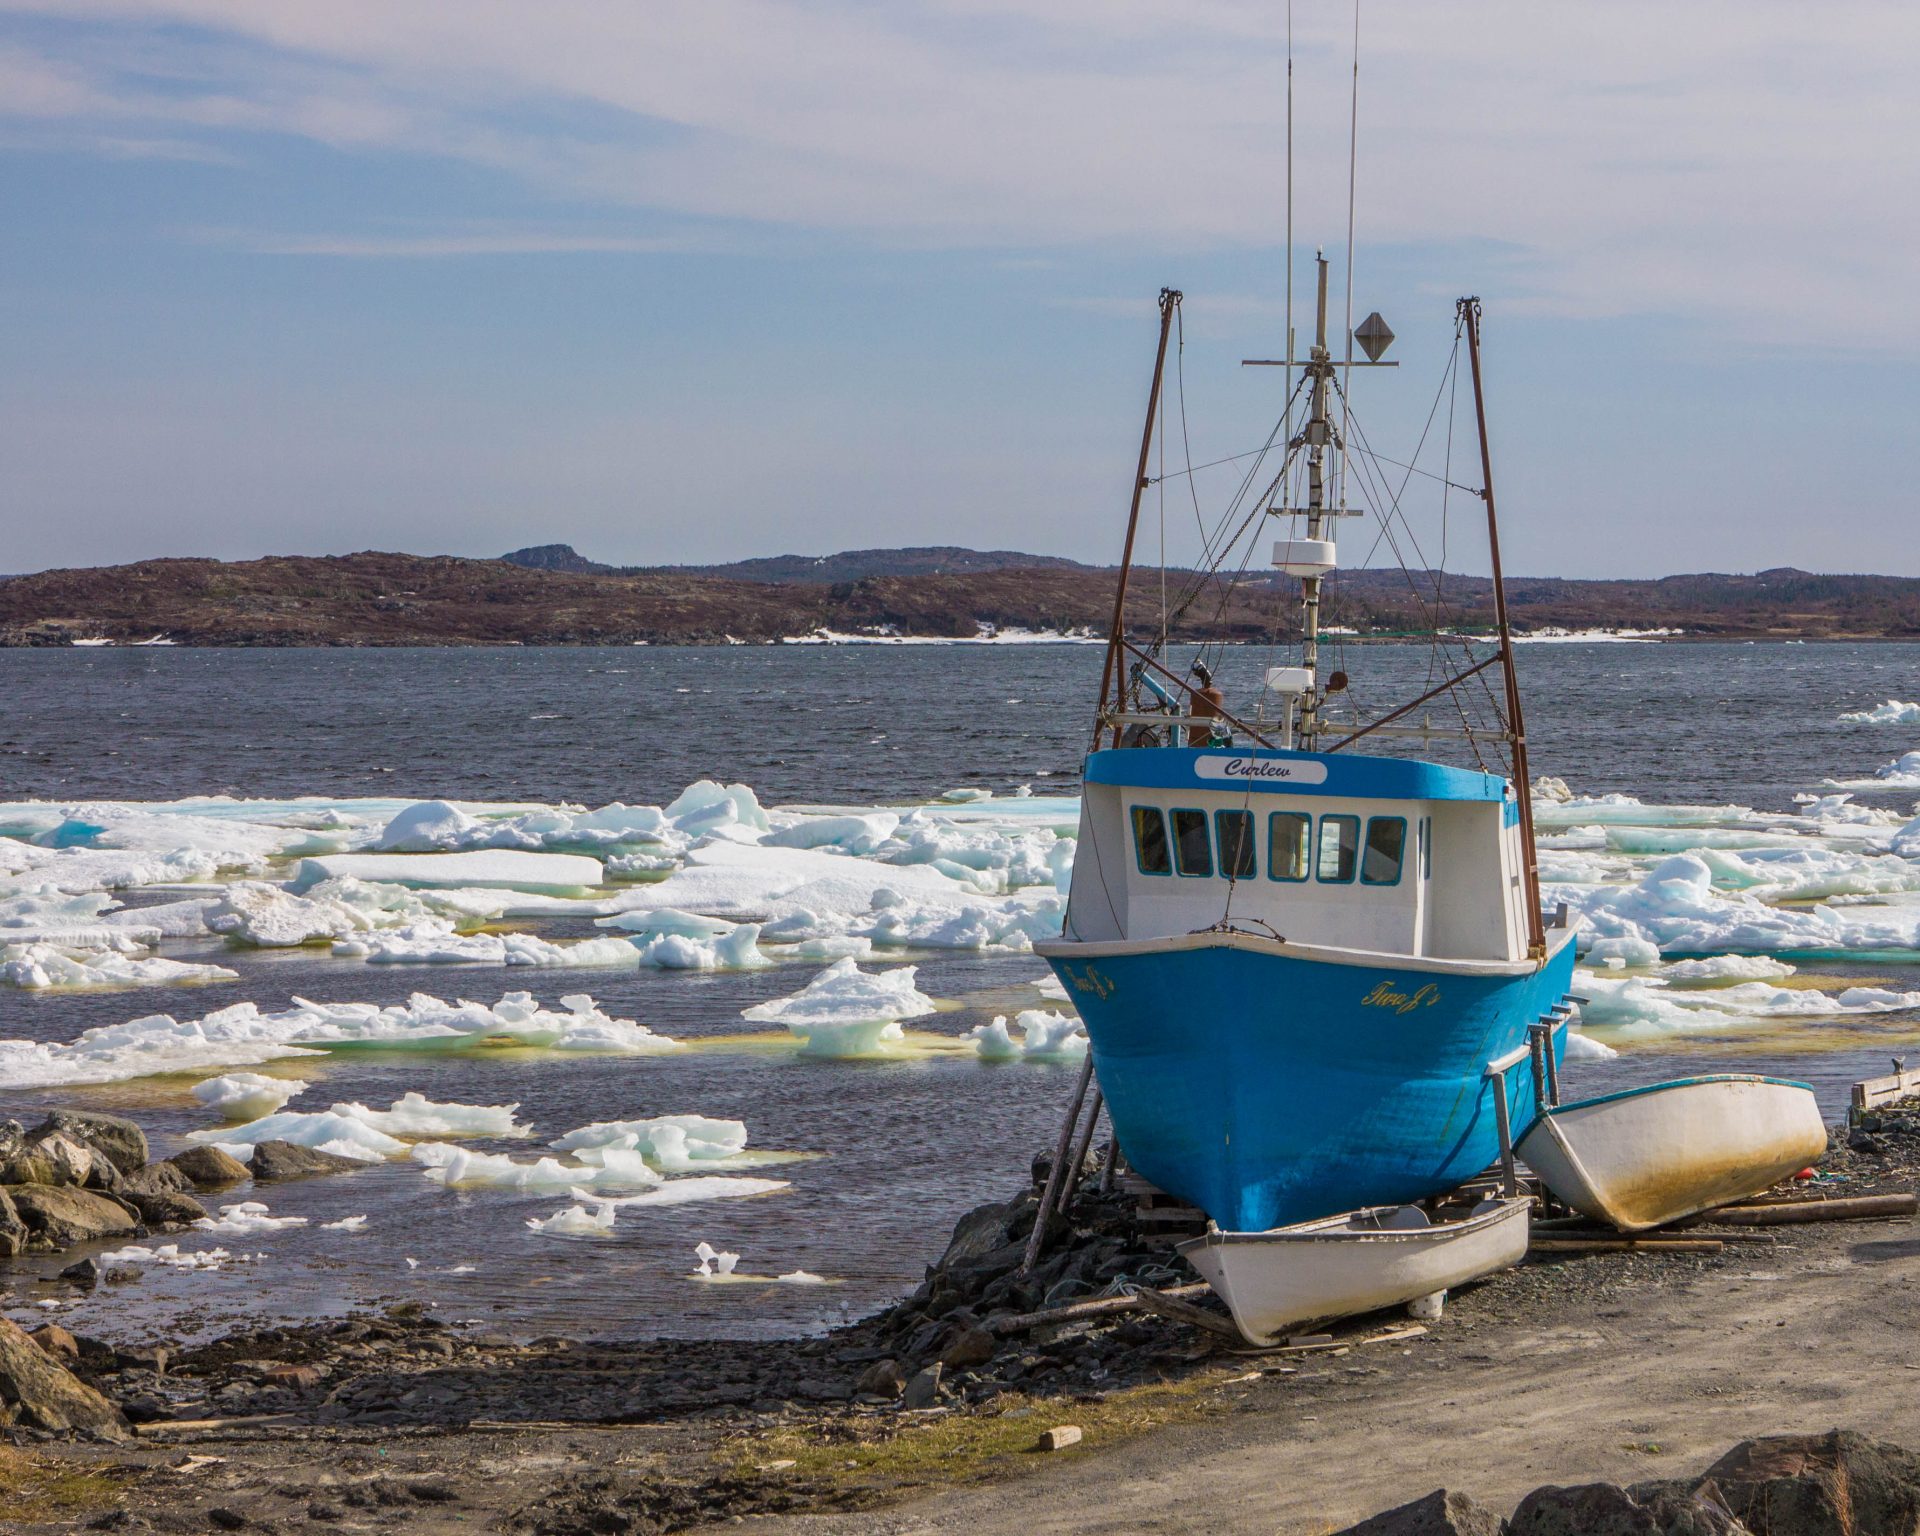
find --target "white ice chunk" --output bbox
[321,1214,369,1231]
[291,850,604,895]
[1559,1031,1617,1061]
[551,1115,750,1167]
[192,1072,308,1122]
[96,1243,235,1269]
[968,1009,1087,1061]
[742,956,937,1025]
[693,1240,740,1277]
[188,1110,404,1162]
[1660,955,1797,986]
[1840,701,1920,725]
[1,942,238,990]
[194,1200,309,1235]
[526,1202,617,1237]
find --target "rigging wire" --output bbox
[1338,0,1360,511]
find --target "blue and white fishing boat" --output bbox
[1037,264,1578,1233]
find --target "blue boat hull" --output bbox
[1044,939,1579,1231]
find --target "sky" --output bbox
[1,2,1916,579]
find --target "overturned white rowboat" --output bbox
[1176,1197,1531,1347]
[1517,1074,1827,1233]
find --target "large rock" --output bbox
[0,1317,131,1441]
[1335,1488,1505,1536]
[167,1145,250,1189]
[935,1194,1034,1271]
[122,1160,195,1197]
[29,1110,148,1175]
[0,1187,25,1258]
[122,1187,207,1229]
[1699,1430,1920,1536]
[8,1185,138,1248]
[1509,1483,1664,1536]
[250,1140,362,1181]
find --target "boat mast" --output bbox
[1460,296,1547,960]
[1094,287,1181,748]
[1296,254,1335,746]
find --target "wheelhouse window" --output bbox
[1361,817,1407,885]
[1215,810,1256,879]
[1267,812,1310,882]
[1316,814,1359,883]
[1131,806,1171,876]
[1171,809,1213,877]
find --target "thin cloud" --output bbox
[196,227,711,258]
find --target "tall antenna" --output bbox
[1339,0,1360,511]
[1281,0,1295,505]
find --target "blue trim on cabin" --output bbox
[1549,1074,1814,1116]
[1086,747,1511,804]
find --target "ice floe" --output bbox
[550,1115,752,1169]
[526,1202,617,1237]
[1840,701,1920,725]
[1,942,237,990]
[291,850,605,895]
[740,956,938,1056]
[188,1092,531,1160]
[194,1201,309,1235]
[97,1243,238,1269]
[967,1010,1088,1061]
[0,991,676,1089]
[192,1072,309,1121]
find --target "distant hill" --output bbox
[5,547,1920,646]
[500,543,1097,583]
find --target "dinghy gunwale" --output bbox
[1184,1196,1530,1249]
[1547,1073,1815,1118]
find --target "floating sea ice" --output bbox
[1828,750,1920,791]
[605,841,973,924]
[0,845,225,896]
[1839,701,1920,725]
[665,780,771,843]
[1558,1031,1618,1062]
[0,1004,329,1090]
[413,1145,655,1192]
[940,788,993,803]
[551,1115,750,1167]
[742,956,937,1025]
[1032,973,1071,1002]
[0,885,197,948]
[96,1243,234,1269]
[857,889,1066,952]
[526,1202,617,1238]
[777,1270,830,1285]
[1,942,238,990]
[188,1110,404,1162]
[1581,934,1663,969]
[581,1176,788,1209]
[192,1072,309,1121]
[968,1010,1087,1061]
[210,878,504,947]
[337,1091,532,1139]
[786,935,874,961]
[291,849,605,896]
[321,1215,369,1231]
[762,812,901,856]
[194,1201,309,1235]
[633,923,768,970]
[1573,966,1920,1038]
[693,1240,740,1277]
[1659,955,1797,987]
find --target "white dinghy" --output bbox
[1517,1074,1827,1233]
[1176,1197,1531,1347]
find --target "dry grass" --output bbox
[0,1445,123,1523]
[730,1375,1236,1501]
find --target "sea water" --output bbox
[3,641,1920,1345]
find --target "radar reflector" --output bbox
[1355,311,1395,362]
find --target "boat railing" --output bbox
[1486,1005,1574,1197]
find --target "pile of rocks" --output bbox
[0,1109,373,1264]
[839,1167,1211,1408]
[0,1111,241,1259]
[1341,1429,1920,1536]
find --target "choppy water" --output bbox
[4,641,1920,1347]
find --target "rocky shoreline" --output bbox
[2,1101,1918,1532]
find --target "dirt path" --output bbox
[739,1221,1920,1535]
